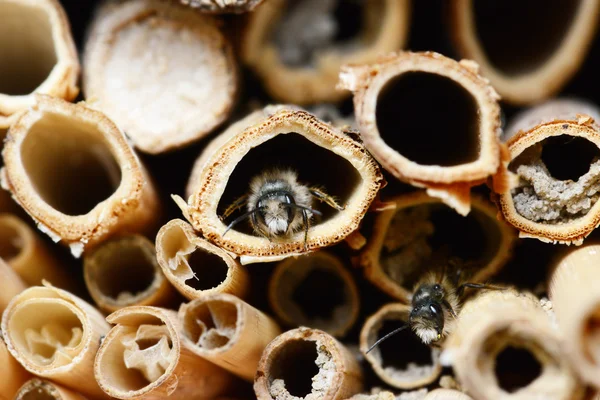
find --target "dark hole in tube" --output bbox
[377,319,432,371]
[473,0,581,76]
[0,223,23,261]
[332,0,365,43]
[292,267,347,320]
[495,346,542,393]
[185,251,229,291]
[270,340,319,397]
[376,72,481,167]
[540,136,600,181]
[20,384,56,400]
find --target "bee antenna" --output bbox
[283,203,323,216]
[223,209,261,236]
[365,325,408,354]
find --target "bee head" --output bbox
[254,191,296,236]
[409,301,444,344]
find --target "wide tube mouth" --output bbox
[181,299,240,351]
[14,379,69,400]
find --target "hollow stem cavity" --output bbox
[183,300,238,350]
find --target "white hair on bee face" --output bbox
[415,327,438,345]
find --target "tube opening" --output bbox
[473,0,582,76]
[269,339,322,398]
[218,133,361,236]
[381,203,502,289]
[186,251,229,291]
[494,345,543,393]
[292,268,347,321]
[182,300,238,350]
[17,380,60,400]
[0,3,57,95]
[0,220,24,261]
[509,134,600,223]
[376,72,481,166]
[20,113,122,216]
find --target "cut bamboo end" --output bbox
[176,0,264,13]
[14,379,85,400]
[359,191,515,302]
[268,251,360,337]
[83,0,238,154]
[424,389,472,400]
[497,104,600,245]
[443,290,582,400]
[360,303,442,390]
[156,219,250,300]
[0,213,75,291]
[1,95,160,257]
[84,235,176,313]
[241,0,410,104]
[0,284,111,399]
[449,0,600,105]
[254,327,363,400]
[0,0,79,129]
[346,391,396,400]
[0,258,27,313]
[0,335,31,400]
[94,305,237,399]
[181,108,383,264]
[339,51,503,215]
[549,244,600,388]
[178,293,282,381]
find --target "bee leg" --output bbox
[302,209,309,250]
[309,187,345,211]
[456,282,505,297]
[442,299,458,319]
[221,194,249,221]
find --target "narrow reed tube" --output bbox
[0,0,79,129]
[268,251,360,337]
[424,389,472,400]
[181,107,382,264]
[1,284,111,399]
[242,0,410,104]
[0,335,31,400]
[498,100,600,245]
[156,219,250,300]
[14,379,85,400]
[94,306,237,399]
[176,0,263,13]
[178,293,282,381]
[0,258,27,313]
[339,52,503,215]
[0,213,74,290]
[84,235,176,313]
[359,192,515,302]
[1,96,160,257]
[443,290,582,400]
[254,327,363,400]
[360,303,442,390]
[449,0,600,105]
[83,0,238,154]
[550,244,600,388]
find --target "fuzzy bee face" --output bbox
[255,195,295,237]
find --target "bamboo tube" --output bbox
[268,251,360,337]
[178,293,282,381]
[443,290,582,400]
[13,379,85,400]
[1,95,160,257]
[339,52,503,215]
[0,335,31,400]
[84,235,177,313]
[83,0,238,154]
[155,219,250,300]
[0,258,27,314]
[176,0,263,13]
[359,192,515,302]
[254,327,363,400]
[424,389,472,400]
[0,0,79,130]
[94,305,238,399]
[0,284,111,399]
[448,0,600,105]
[360,303,442,390]
[346,391,395,400]
[497,101,600,245]
[0,214,74,290]
[549,244,600,389]
[179,107,383,264]
[241,0,410,105]
[348,389,430,400]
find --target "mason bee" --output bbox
[222,168,345,246]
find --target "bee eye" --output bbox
[430,304,442,315]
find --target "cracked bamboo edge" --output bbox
[449,0,600,105]
[181,107,383,264]
[268,251,360,337]
[0,0,79,129]
[0,213,75,291]
[94,305,237,399]
[0,334,31,400]
[497,105,600,245]
[14,379,85,400]
[178,292,282,381]
[549,244,600,388]
[443,290,583,400]
[359,191,516,302]
[0,283,111,399]
[176,0,263,13]
[1,96,160,257]
[255,327,364,400]
[339,51,503,215]
[360,303,442,390]
[241,0,410,104]
[83,0,238,154]
[0,258,27,314]
[84,234,177,313]
[156,219,250,300]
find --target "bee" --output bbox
[367,258,503,352]
[221,168,345,247]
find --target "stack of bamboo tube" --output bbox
[1,0,600,399]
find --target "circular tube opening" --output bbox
[17,380,60,400]
[494,345,542,393]
[182,300,239,350]
[269,339,321,397]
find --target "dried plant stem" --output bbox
[13,379,85,400]
[176,0,264,13]
[0,258,27,313]
[424,389,472,400]
[0,335,31,400]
